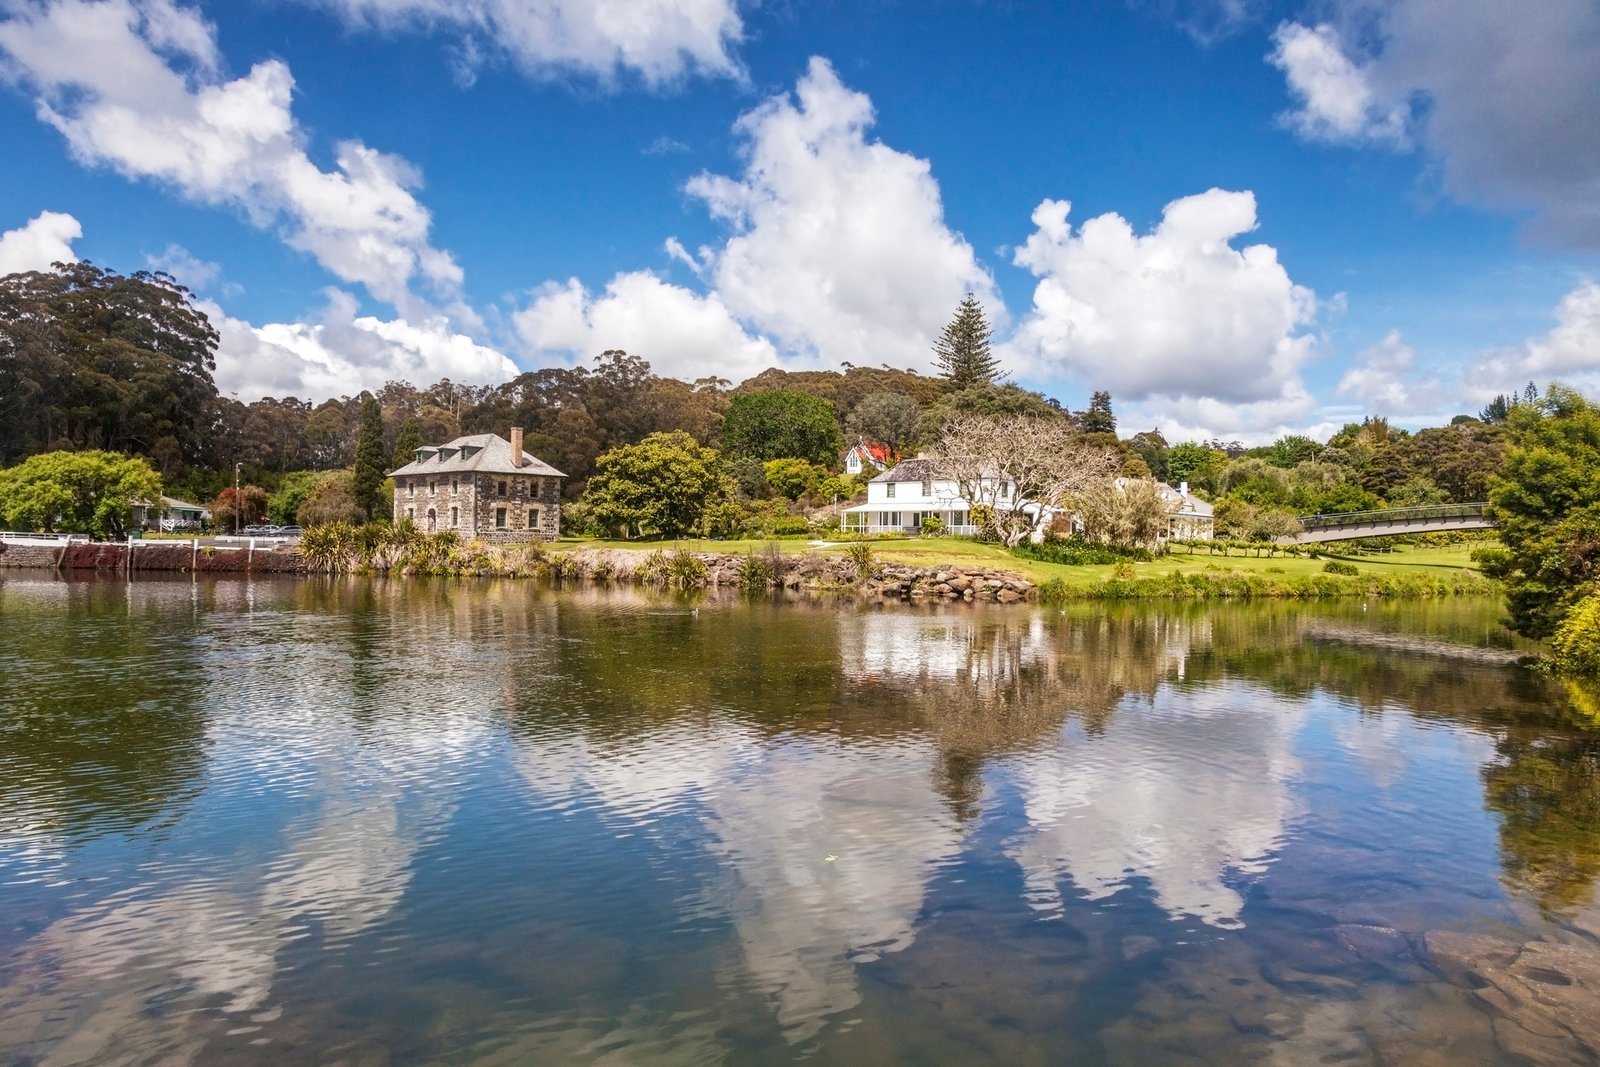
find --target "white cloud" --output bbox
[304,0,745,86]
[682,56,1001,371]
[1007,188,1320,409]
[1268,22,1409,145]
[0,209,80,273]
[1336,329,1444,413]
[1469,281,1600,398]
[145,241,219,289]
[1268,3,1600,246]
[512,58,997,381]
[512,271,780,383]
[0,0,461,309]
[206,290,516,401]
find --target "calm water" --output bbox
[3,576,1599,1066]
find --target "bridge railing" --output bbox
[1298,502,1489,529]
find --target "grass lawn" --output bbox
[559,535,1491,593]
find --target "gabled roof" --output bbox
[388,433,566,478]
[843,439,893,464]
[868,457,943,483]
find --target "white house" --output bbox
[841,457,1040,536]
[131,495,212,531]
[1159,481,1214,540]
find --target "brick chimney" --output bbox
[509,427,524,468]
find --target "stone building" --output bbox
[389,429,565,542]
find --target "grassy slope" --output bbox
[563,536,1490,592]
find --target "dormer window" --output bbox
[459,445,477,460]
[437,447,457,462]
[414,448,435,464]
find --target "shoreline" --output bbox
[0,539,1500,603]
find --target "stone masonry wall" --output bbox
[471,473,560,544]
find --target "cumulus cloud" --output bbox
[514,58,997,379]
[1268,22,1409,145]
[303,0,745,85]
[1006,188,1319,408]
[1268,2,1600,246]
[513,271,779,383]
[682,56,1000,371]
[206,290,516,401]
[1469,281,1600,398]
[0,209,80,273]
[0,0,461,309]
[1336,329,1445,413]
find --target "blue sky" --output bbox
[1,0,1596,442]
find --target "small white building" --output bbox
[841,458,1038,536]
[841,439,892,476]
[131,495,212,531]
[1159,481,1214,540]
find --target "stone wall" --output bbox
[0,541,303,573]
[470,473,561,544]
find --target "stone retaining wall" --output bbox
[0,541,304,574]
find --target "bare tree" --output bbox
[927,414,1120,546]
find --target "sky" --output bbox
[1,0,1597,444]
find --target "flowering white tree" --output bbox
[926,414,1120,546]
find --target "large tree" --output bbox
[933,294,1003,389]
[926,414,1120,546]
[844,391,920,458]
[0,450,162,539]
[581,431,724,538]
[1078,390,1117,435]
[720,389,843,466]
[0,262,219,466]
[1477,384,1600,639]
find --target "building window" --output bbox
[407,482,414,496]
[497,480,507,497]
[921,480,932,497]
[886,482,896,499]
[406,507,414,520]
[450,506,459,527]
[451,478,457,491]
[496,507,507,529]
[528,508,539,528]
[429,480,436,493]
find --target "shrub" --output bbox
[1548,591,1600,676]
[736,551,774,587]
[1012,537,1153,567]
[1323,559,1360,576]
[845,541,874,576]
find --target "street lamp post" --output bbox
[234,462,242,535]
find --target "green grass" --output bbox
[560,535,1492,593]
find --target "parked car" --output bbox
[242,524,282,536]
[278,526,303,538]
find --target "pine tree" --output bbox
[352,393,387,521]
[1079,390,1117,435]
[934,294,1002,389]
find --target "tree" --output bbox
[391,417,423,471]
[297,478,365,527]
[0,262,219,465]
[1478,384,1600,639]
[1127,430,1170,482]
[844,392,920,458]
[1078,391,1117,435]
[0,450,161,539]
[926,414,1120,546]
[1166,442,1228,493]
[1073,479,1172,549]
[210,484,268,531]
[720,390,843,467]
[581,431,723,538]
[352,393,387,520]
[933,294,1003,389]
[762,458,825,501]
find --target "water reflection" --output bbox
[3,577,1600,1065]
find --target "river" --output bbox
[2,576,1598,1065]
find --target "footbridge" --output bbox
[1292,503,1493,544]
